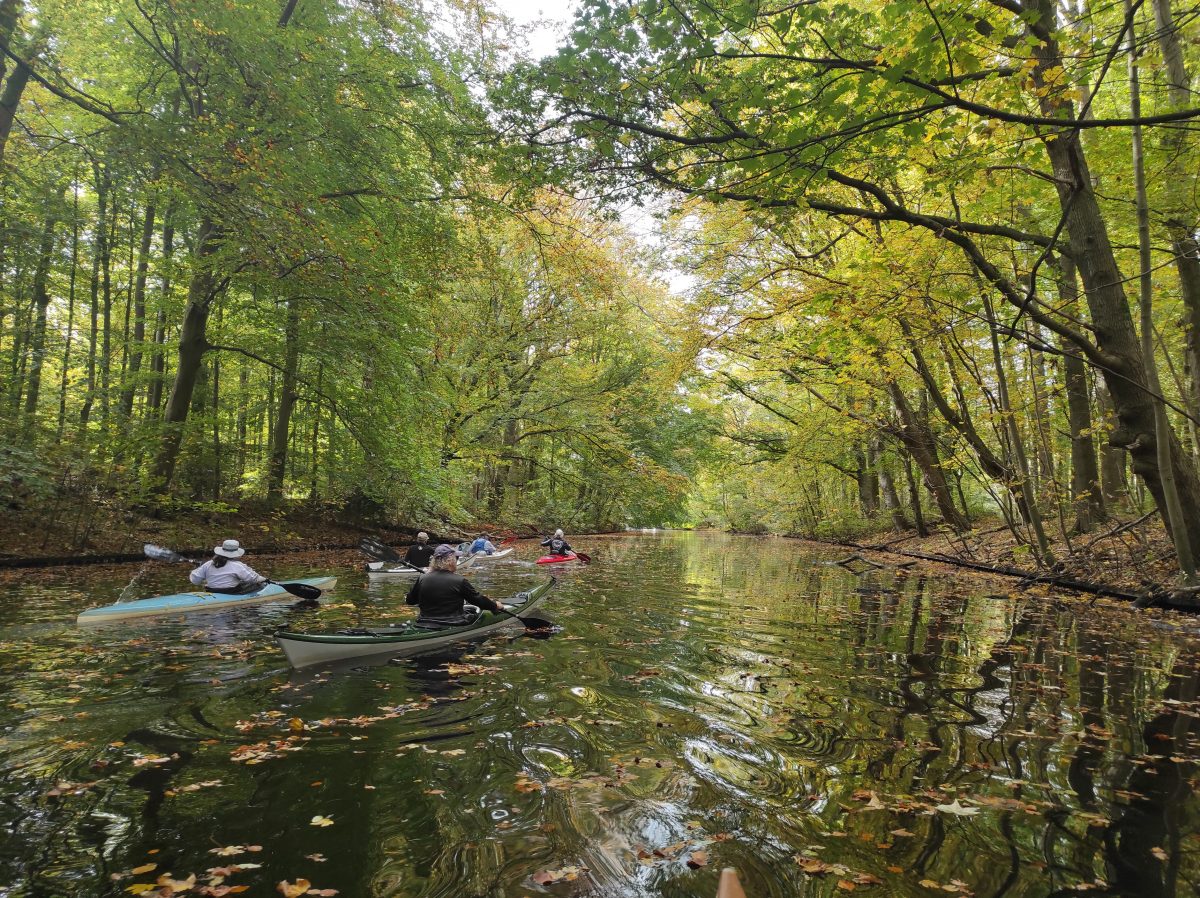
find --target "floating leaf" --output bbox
[277,880,311,898]
[310,816,334,827]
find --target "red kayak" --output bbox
[536,553,578,565]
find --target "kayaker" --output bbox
[189,540,266,595]
[540,529,573,557]
[468,533,498,555]
[404,532,435,569]
[406,544,510,624]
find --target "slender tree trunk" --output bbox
[1149,0,1200,425]
[886,380,968,531]
[309,362,323,501]
[1128,2,1195,580]
[21,196,61,430]
[901,453,928,536]
[78,171,107,426]
[147,204,175,416]
[57,177,80,438]
[150,218,221,489]
[99,185,116,428]
[119,190,156,418]
[1029,0,1200,560]
[267,300,300,499]
[1056,255,1106,531]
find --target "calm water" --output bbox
[2,532,1200,897]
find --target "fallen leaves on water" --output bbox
[208,846,263,857]
[304,854,327,863]
[443,663,499,676]
[310,815,334,827]
[686,850,709,868]
[45,781,97,799]
[131,864,157,875]
[531,865,587,885]
[933,799,979,817]
[919,879,975,895]
[277,880,311,898]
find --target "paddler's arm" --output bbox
[461,580,507,613]
[405,578,421,606]
[189,561,208,585]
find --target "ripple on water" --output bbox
[1,534,1199,897]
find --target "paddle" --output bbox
[358,537,423,571]
[542,538,591,564]
[143,544,324,601]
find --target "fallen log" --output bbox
[825,539,1196,609]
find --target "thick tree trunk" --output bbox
[267,300,300,499]
[150,218,221,489]
[0,57,29,168]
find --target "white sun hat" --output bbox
[214,539,245,558]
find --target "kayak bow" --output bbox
[535,552,578,565]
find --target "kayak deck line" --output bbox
[76,576,337,625]
[275,577,556,668]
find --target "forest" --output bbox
[3,0,1200,587]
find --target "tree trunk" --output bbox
[1056,255,1106,531]
[119,192,157,418]
[1128,1,1195,579]
[0,57,29,168]
[267,300,300,500]
[1149,0,1200,426]
[147,204,176,416]
[21,198,60,430]
[150,218,221,489]
[886,380,968,531]
[57,177,80,438]
[1029,0,1200,561]
[78,171,107,426]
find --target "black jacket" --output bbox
[404,543,435,568]
[540,537,573,555]
[406,570,500,620]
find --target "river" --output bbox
[1,532,1198,897]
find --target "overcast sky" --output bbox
[492,0,578,59]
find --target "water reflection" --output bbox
[1,533,1199,896]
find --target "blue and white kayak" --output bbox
[76,577,337,625]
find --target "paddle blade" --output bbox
[358,537,401,563]
[575,552,592,564]
[516,615,554,629]
[716,868,747,898]
[278,581,323,601]
[144,543,188,563]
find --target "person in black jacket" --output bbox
[406,544,510,624]
[540,528,573,556]
[404,531,436,569]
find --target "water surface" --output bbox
[2,532,1199,897]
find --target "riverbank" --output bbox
[0,501,539,568]
[807,511,1190,608]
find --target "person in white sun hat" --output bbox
[189,539,266,594]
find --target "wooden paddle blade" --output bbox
[278,581,323,600]
[716,868,747,898]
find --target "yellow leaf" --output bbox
[310,815,334,827]
[277,880,312,898]
[131,864,157,874]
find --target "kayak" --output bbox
[536,553,578,564]
[466,548,513,561]
[366,552,479,578]
[76,577,337,625]
[275,577,555,668]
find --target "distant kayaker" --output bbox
[468,533,498,555]
[189,540,266,595]
[406,544,510,624]
[404,532,435,569]
[540,529,573,557]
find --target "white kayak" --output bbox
[366,552,478,578]
[275,577,555,668]
[465,548,513,561]
[76,577,337,625]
